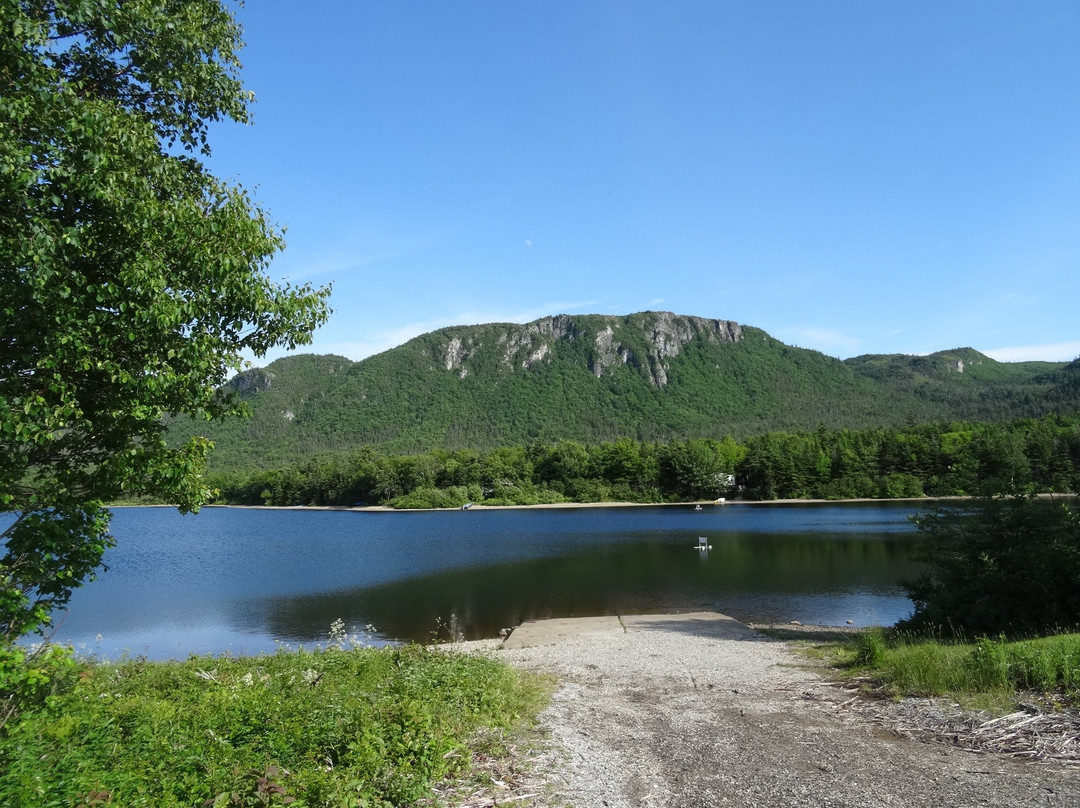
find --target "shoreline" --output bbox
[344,496,928,512]
[110,492,1077,512]
[205,496,930,512]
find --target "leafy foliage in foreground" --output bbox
[1,0,328,648]
[0,644,546,808]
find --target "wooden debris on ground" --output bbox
[805,682,1080,767]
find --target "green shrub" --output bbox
[1004,635,1080,692]
[0,643,77,731]
[878,473,924,498]
[0,644,547,808]
[853,630,886,668]
[390,485,467,509]
[902,496,1080,636]
[964,636,1011,690]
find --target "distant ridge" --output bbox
[167,312,1078,470]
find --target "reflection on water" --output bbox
[54,502,924,659]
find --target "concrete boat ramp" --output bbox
[500,611,761,649]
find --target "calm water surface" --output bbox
[50,502,925,659]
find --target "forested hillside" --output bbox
[167,312,1079,471]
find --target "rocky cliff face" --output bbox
[227,367,275,397]
[436,311,742,387]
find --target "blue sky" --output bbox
[207,1,1080,365]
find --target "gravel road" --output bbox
[472,613,1080,808]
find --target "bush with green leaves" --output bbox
[0,644,548,808]
[0,642,77,732]
[902,494,1080,636]
[853,630,886,668]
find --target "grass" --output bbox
[834,630,1080,712]
[0,641,550,808]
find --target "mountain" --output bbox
[167,311,1078,470]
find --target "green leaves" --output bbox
[1,1,330,644]
[903,496,1080,636]
[0,645,546,807]
[208,412,1080,509]
[1,503,114,643]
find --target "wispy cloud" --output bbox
[274,250,383,282]
[984,341,1080,363]
[270,226,427,281]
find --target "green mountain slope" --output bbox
[167,312,1078,470]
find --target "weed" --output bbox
[0,625,548,808]
[834,629,1080,711]
[853,630,886,668]
[205,766,303,807]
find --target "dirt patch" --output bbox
[460,617,1080,807]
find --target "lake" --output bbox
[45,501,925,660]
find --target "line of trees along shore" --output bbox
[207,412,1080,508]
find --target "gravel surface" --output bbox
[463,614,1080,808]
